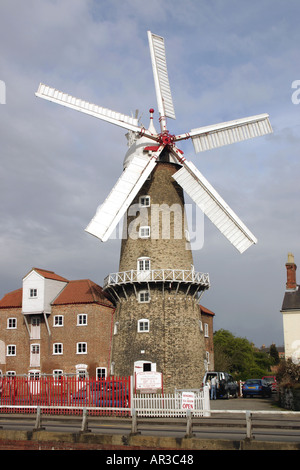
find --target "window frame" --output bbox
[7,318,17,329]
[139,226,150,238]
[77,314,87,326]
[77,342,87,354]
[53,315,64,327]
[53,343,63,355]
[138,290,150,303]
[138,319,150,333]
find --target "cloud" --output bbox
[1,0,300,348]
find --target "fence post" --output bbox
[130,408,140,435]
[33,406,45,431]
[185,410,194,438]
[81,407,91,433]
[245,411,253,439]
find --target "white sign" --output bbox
[136,372,162,390]
[181,391,195,410]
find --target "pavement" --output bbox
[209,394,282,411]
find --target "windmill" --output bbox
[36,32,272,391]
[36,31,272,254]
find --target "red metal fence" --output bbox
[0,376,131,415]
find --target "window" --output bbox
[29,288,38,298]
[206,351,210,364]
[7,345,16,356]
[7,318,17,329]
[77,342,87,354]
[53,343,63,355]
[204,323,209,337]
[114,322,119,335]
[53,315,63,327]
[96,367,107,380]
[137,257,150,271]
[53,370,63,380]
[77,314,87,326]
[138,319,150,332]
[199,320,203,332]
[138,291,150,303]
[139,226,150,238]
[140,195,150,207]
[143,363,151,372]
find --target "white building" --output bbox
[281,253,300,364]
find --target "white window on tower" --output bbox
[139,226,150,238]
[138,291,150,303]
[138,319,150,332]
[139,195,151,207]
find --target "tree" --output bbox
[213,329,274,381]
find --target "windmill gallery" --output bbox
[34,32,272,392]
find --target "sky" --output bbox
[1,0,300,348]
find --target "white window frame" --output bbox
[204,323,209,337]
[139,195,151,207]
[53,370,63,379]
[139,226,150,238]
[114,322,119,335]
[138,319,150,333]
[138,290,150,303]
[53,343,63,355]
[7,318,17,329]
[53,315,64,327]
[29,288,38,298]
[7,345,16,356]
[77,342,87,354]
[77,314,87,326]
[137,257,151,271]
[96,367,107,380]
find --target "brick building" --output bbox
[0,268,114,379]
[0,266,215,383]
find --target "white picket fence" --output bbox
[132,387,210,417]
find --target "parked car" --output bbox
[242,379,272,398]
[262,375,277,392]
[202,372,239,399]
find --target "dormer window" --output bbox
[29,288,38,298]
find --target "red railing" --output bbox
[0,376,131,415]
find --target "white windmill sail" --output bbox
[85,147,163,242]
[173,160,257,253]
[175,114,272,152]
[148,31,176,123]
[35,83,144,134]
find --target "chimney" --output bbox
[286,252,297,290]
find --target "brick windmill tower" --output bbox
[36,32,272,392]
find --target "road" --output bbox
[0,395,299,443]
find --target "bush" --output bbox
[276,359,300,387]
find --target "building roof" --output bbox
[199,305,215,316]
[281,285,300,311]
[52,279,114,308]
[24,268,68,282]
[0,288,23,309]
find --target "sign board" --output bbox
[181,391,195,410]
[136,372,162,391]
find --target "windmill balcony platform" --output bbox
[103,268,210,290]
